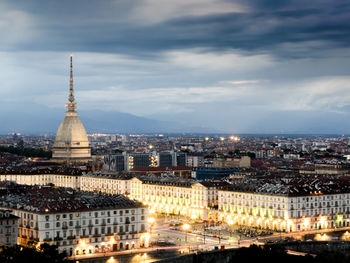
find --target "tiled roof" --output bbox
[0,182,144,213]
[222,176,350,197]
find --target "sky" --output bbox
[1,0,350,134]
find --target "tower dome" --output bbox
[52,55,91,161]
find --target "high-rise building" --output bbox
[104,151,186,171]
[159,151,176,167]
[158,151,187,167]
[52,55,91,162]
[176,152,187,167]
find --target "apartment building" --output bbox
[1,173,350,233]
[0,209,19,246]
[218,178,350,232]
[0,183,148,256]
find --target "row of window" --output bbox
[45,209,145,222]
[44,215,145,228]
[0,220,17,226]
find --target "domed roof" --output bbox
[52,55,91,160]
[53,112,89,148]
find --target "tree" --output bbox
[247,152,256,159]
[0,243,71,263]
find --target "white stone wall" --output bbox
[9,207,147,256]
[218,190,350,232]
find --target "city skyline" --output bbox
[1,0,350,134]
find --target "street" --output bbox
[71,215,350,263]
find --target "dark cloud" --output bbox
[1,0,350,133]
[2,0,349,58]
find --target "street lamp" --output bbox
[182,223,191,243]
[228,219,234,245]
[148,217,155,236]
[203,222,207,245]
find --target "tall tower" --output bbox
[52,55,91,161]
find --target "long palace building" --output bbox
[0,181,148,256]
[1,173,350,233]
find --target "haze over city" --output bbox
[1,0,350,134]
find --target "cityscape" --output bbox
[1,0,350,263]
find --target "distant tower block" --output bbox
[52,55,91,162]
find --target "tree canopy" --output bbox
[0,242,71,263]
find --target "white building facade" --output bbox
[0,184,149,256]
[1,173,349,233]
[0,209,19,246]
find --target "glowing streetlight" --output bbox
[182,223,190,243]
[228,219,234,226]
[229,136,240,141]
[148,217,155,224]
[227,219,234,245]
[148,217,155,240]
[106,257,116,263]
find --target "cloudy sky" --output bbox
[1,0,350,134]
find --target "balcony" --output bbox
[67,236,76,240]
[75,225,81,228]
[93,234,101,237]
[43,238,52,242]
[54,237,63,241]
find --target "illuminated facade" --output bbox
[130,177,216,220]
[0,183,148,256]
[1,174,350,233]
[218,187,350,232]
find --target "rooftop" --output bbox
[0,182,144,213]
[223,176,350,197]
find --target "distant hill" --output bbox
[0,105,215,134]
[1,103,350,135]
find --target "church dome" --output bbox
[52,55,91,161]
[53,112,89,148]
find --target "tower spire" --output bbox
[67,54,76,112]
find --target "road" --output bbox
[71,217,350,262]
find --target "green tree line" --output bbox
[0,146,52,158]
